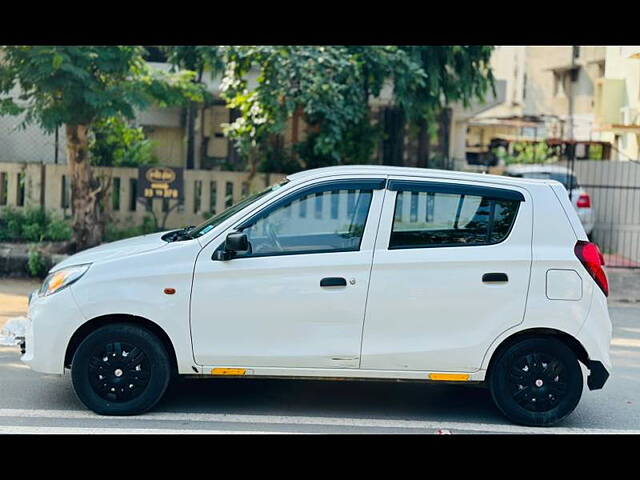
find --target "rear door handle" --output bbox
[320,277,347,287]
[482,273,508,283]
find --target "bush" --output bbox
[493,142,558,165]
[0,207,72,243]
[104,215,157,242]
[46,218,72,242]
[27,247,48,278]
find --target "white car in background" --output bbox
[504,165,594,236]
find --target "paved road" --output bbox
[0,302,639,434]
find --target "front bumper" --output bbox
[21,287,86,375]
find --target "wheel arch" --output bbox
[64,314,179,374]
[485,327,590,380]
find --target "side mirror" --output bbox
[226,232,249,252]
[212,232,249,261]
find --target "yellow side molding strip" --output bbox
[428,373,470,381]
[211,368,247,376]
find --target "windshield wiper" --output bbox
[162,225,195,242]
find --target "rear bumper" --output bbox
[576,289,612,389]
[587,360,609,390]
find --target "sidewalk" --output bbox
[607,268,640,303]
[0,278,40,329]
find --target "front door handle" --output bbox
[320,277,347,287]
[482,272,508,283]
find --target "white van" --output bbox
[21,166,612,426]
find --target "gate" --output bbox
[571,159,640,268]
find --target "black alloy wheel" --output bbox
[489,337,583,427]
[71,323,172,415]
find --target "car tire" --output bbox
[488,337,583,427]
[71,323,172,416]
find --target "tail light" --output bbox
[576,193,591,208]
[574,241,608,297]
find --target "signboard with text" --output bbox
[138,166,183,201]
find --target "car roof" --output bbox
[286,165,556,187]
[504,164,573,175]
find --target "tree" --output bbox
[218,46,495,173]
[89,115,157,168]
[0,46,205,251]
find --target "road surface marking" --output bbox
[0,425,291,434]
[0,408,635,434]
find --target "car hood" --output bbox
[51,231,170,272]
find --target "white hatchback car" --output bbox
[21,166,612,426]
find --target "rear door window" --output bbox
[388,181,522,249]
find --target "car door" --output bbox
[190,178,386,370]
[361,177,533,373]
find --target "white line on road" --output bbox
[0,408,635,434]
[0,425,291,434]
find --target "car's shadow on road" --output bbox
[157,376,503,424]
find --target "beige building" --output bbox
[456,46,610,167]
[594,47,640,160]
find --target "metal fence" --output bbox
[570,159,640,268]
[0,162,285,231]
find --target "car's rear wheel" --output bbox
[71,323,171,415]
[489,337,583,427]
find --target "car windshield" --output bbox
[188,180,289,239]
[508,171,580,190]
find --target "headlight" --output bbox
[39,264,91,297]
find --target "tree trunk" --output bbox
[185,103,197,170]
[246,146,259,184]
[417,118,430,169]
[66,124,107,252]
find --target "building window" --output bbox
[112,177,121,211]
[225,182,234,208]
[16,172,25,207]
[129,178,137,211]
[194,180,202,213]
[0,172,7,206]
[61,175,70,209]
[209,181,217,214]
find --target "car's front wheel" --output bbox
[71,323,172,415]
[489,337,583,427]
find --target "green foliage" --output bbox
[46,217,73,241]
[162,46,225,77]
[103,215,157,242]
[0,46,207,133]
[493,142,558,165]
[27,247,48,278]
[217,46,495,167]
[90,116,157,167]
[0,207,71,242]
